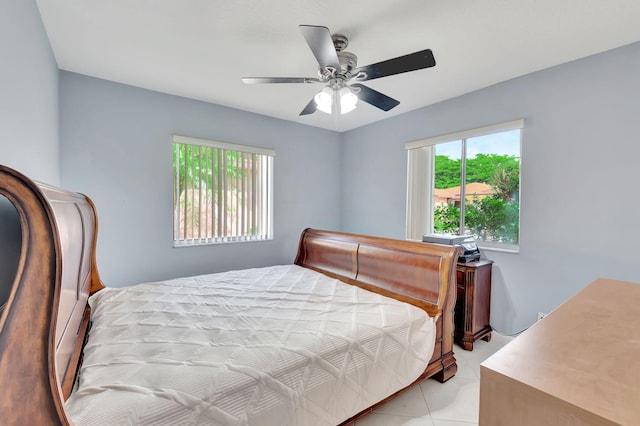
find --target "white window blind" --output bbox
[406,145,434,240]
[173,135,274,245]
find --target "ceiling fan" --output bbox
[242,25,436,116]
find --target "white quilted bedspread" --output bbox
[65,265,435,425]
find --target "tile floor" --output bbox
[354,333,514,426]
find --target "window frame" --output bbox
[172,135,275,247]
[406,119,523,252]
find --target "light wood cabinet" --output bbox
[479,278,640,425]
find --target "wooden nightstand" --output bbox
[455,259,493,351]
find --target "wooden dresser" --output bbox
[455,260,493,350]
[479,278,640,425]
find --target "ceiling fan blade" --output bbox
[299,25,340,70]
[242,77,320,84]
[353,49,436,81]
[351,83,400,111]
[299,97,317,116]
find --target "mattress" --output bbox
[65,264,436,425]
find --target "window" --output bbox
[173,135,274,246]
[406,120,522,250]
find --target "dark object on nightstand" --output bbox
[422,234,481,262]
[455,260,493,351]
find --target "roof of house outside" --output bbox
[434,182,495,200]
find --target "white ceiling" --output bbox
[36,0,640,132]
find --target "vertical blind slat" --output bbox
[235,151,239,240]
[251,154,257,239]
[174,145,180,241]
[198,146,203,240]
[223,150,228,241]
[267,157,272,239]
[190,145,195,240]
[214,149,220,240]
[185,145,189,240]
[218,150,224,241]
[240,153,245,239]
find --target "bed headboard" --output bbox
[294,228,461,381]
[0,165,104,425]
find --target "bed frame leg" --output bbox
[432,352,458,383]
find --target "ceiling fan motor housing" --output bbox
[332,34,349,51]
[317,50,357,82]
[338,51,357,74]
[331,34,357,75]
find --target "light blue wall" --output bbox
[0,0,59,306]
[59,72,342,287]
[341,41,640,334]
[0,0,59,182]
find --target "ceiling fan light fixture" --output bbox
[314,87,333,114]
[339,87,357,114]
[314,86,358,115]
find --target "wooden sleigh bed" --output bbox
[0,164,461,425]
